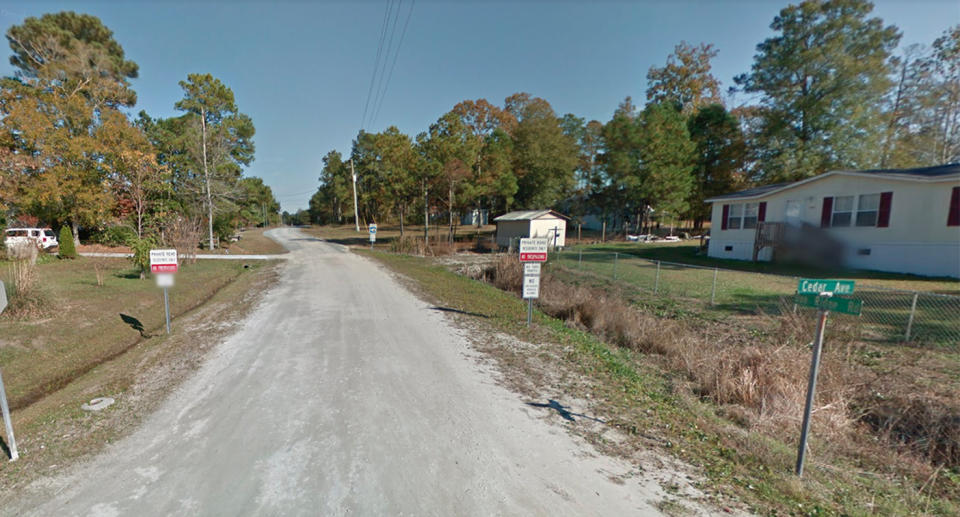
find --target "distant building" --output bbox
[705,164,960,278]
[494,210,569,249]
[460,208,489,226]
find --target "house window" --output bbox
[949,187,960,227]
[856,194,880,227]
[727,204,742,229]
[743,203,759,229]
[831,196,854,227]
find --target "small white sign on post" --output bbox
[523,263,541,276]
[0,280,7,315]
[523,274,540,299]
[369,223,377,244]
[155,273,175,288]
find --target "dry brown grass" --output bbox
[4,254,51,319]
[478,254,960,472]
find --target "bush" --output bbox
[4,257,51,318]
[58,226,77,259]
[128,237,155,279]
[92,225,137,247]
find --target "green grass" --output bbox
[364,249,959,516]
[579,241,960,294]
[553,245,960,346]
[0,257,267,410]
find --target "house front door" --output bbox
[785,200,803,225]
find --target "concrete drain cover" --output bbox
[81,397,115,412]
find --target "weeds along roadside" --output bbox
[360,251,958,515]
[482,256,959,501]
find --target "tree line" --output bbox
[309,0,958,234]
[0,12,278,250]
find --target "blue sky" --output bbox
[0,1,957,211]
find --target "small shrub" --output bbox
[129,237,155,279]
[58,226,77,259]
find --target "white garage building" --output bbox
[494,210,569,249]
[705,164,960,278]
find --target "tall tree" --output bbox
[687,104,747,228]
[451,99,518,222]
[735,0,900,182]
[505,93,578,209]
[600,97,643,229]
[637,102,696,233]
[5,11,138,108]
[646,42,723,115]
[174,73,255,249]
[310,151,352,224]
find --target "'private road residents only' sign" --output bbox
[149,249,178,274]
[519,238,548,262]
[796,278,855,295]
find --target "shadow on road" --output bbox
[120,313,150,337]
[0,436,11,460]
[430,306,489,319]
[526,399,605,424]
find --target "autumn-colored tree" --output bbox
[451,99,518,223]
[646,42,723,115]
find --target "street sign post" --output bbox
[794,280,862,477]
[0,281,17,461]
[150,249,178,334]
[519,238,548,326]
[369,223,377,248]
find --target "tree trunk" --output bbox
[423,180,429,242]
[201,107,215,250]
[448,184,454,242]
[399,208,405,236]
[71,220,80,247]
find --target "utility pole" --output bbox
[350,159,360,233]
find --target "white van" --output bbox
[4,228,59,251]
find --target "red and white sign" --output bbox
[149,249,178,274]
[519,238,548,262]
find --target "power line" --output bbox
[370,0,415,129]
[369,0,403,130]
[360,0,394,131]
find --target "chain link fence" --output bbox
[551,247,960,347]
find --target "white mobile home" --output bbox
[494,210,569,249]
[705,164,960,278]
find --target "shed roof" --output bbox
[494,209,570,222]
[706,163,960,203]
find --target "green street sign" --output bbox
[793,293,862,316]
[797,278,855,295]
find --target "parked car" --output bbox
[4,227,59,251]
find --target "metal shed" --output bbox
[494,209,569,249]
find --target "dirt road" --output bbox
[11,228,666,516]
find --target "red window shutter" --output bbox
[758,202,767,223]
[949,187,960,227]
[821,197,833,228]
[877,191,893,227]
[721,204,729,230]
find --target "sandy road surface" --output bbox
[10,228,666,516]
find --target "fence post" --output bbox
[578,248,582,269]
[613,252,618,280]
[655,260,661,293]
[710,267,718,305]
[904,291,919,342]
